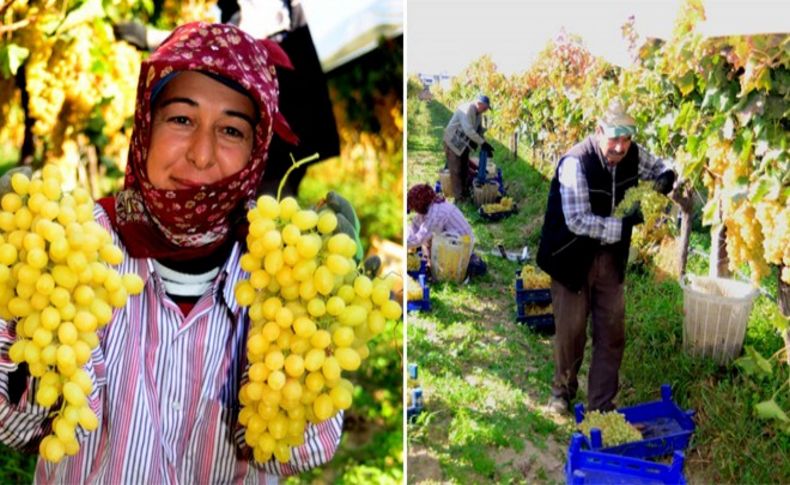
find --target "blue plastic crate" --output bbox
[517,313,555,333]
[566,434,686,485]
[478,203,518,222]
[514,272,552,304]
[407,274,431,313]
[574,384,695,459]
[407,388,424,423]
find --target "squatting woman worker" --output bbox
[406,183,486,279]
[0,23,342,482]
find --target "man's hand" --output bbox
[112,21,149,50]
[481,142,494,155]
[0,166,32,197]
[621,202,644,227]
[653,170,676,195]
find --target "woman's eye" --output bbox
[168,116,191,125]
[222,126,244,138]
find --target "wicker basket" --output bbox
[680,275,758,364]
[438,169,453,197]
[473,182,500,206]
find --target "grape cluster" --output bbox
[578,410,643,447]
[2,166,144,463]
[518,264,551,289]
[407,276,424,301]
[614,181,673,261]
[234,195,402,464]
[406,253,421,272]
[523,303,552,316]
[481,197,514,214]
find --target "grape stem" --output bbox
[276,153,320,202]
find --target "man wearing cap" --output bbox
[536,100,676,414]
[442,95,495,201]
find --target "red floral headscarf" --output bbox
[407,184,444,215]
[105,22,296,260]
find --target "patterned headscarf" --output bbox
[407,184,443,215]
[108,22,296,260]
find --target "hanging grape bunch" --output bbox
[614,181,673,257]
[1,165,144,463]
[578,410,643,447]
[234,194,402,464]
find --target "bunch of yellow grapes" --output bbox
[407,253,421,272]
[407,276,424,301]
[518,264,551,289]
[614,181,673,259]
[2,165,144,463]
[523,303,552,316]
[578,410,643,447]
[234,195,402,464]
[481,197,514,214]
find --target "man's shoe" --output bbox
[547,396,569,415]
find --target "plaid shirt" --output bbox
[558,144,673,244]
[0,205,342,484]
[407,201,474,248]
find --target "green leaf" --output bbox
[750,176,781,203]
[701,197,719,226]
[0,44,30,79]
[57,0,105,34]
[754,399,790,423]
[677,71,696,96]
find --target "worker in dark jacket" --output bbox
[537,100,676,413]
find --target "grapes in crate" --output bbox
[578,410,643,447]
[407,276,424,301]
[407,253,421,272]
[518,264,551,289]
[481,197,514,215]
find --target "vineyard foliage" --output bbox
[436,0,788,286]
[0,0,217,195]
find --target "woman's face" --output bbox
[146,71,256,190]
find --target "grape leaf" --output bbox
[754,399,790,423]
[750,176,780,203]
[0,44,30,79]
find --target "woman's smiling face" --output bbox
[146,71,256,190]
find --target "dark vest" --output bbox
[536,136,639,291]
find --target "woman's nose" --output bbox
[185,130,215,170]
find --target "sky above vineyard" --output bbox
[407,0,789,76]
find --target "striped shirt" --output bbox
[407,201,474,248]
[0,205,342,484]
[558,143,672,244]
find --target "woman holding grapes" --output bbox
[0,23,350,482]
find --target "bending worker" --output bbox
[442,95,494,201]
[537,100,676,414]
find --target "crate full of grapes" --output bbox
[514,266,554,332]
[566,434,687,485]
[407,250,427,279]
[574,384,696,459]
[478,196,517,222]
[407,274,431,312]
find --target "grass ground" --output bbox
[406,97,790,484]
